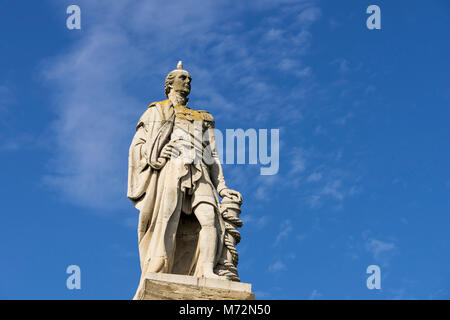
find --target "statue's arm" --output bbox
[202,111,242,202]
[205,125,228,194]
[135,105,171,170]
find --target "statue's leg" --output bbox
[145,188,183,274]
[193,202,221,279]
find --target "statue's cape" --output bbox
[127,99,225,283]
[127,100,174,202]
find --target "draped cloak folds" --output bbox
[127,99,226,286]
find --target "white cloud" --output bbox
[0,85,15,116]
[331,58,350,73]
[241,214,269,229]
[321,179,344,201]
[265,28,285,41]
[0,134,35,152]
[0,85,31,152]
[253,174,282,200]
[308,289,323,300]
[42,0,321,210]
[307,172,322,182]
[298,7,322,26]
[274,219,293,246]
[365,238,396,261]
[334,112,354,126]
[268,260,286,272]
[308,195,322,208]
[42,27,145,210]
[289,148,307,175]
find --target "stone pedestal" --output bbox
[134,273,255,300]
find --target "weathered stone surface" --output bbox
[135,273,255,300]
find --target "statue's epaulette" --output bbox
[198,110,215,124]
[147,99,169,109]
[136,100,165,130]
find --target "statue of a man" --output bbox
[127,62,242,295]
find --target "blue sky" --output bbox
[1,0,449,299]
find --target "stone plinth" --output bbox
[135,273,255,300]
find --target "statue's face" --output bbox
[171,71,191,96]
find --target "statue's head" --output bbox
[165,61,192,98]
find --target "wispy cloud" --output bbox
[268,260,286,272]
[289,148,307,175]
[307,176,355,209]
[41,0,322,211]
[331,58,350,74]
[42,27,145,210]
[0,85,15,118]
[361,230,397,266]
[308,289,323,300]
[298,7,322,26]
[241,214,269,229]
[365,238,396,261]
[307,172,322,182]
[321,179,344,201]
[274,219,293,246]
[0,84,26,151]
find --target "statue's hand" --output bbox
[160,141,180,159]
[219,188,243,204]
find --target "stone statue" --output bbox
[127,61,245,298]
